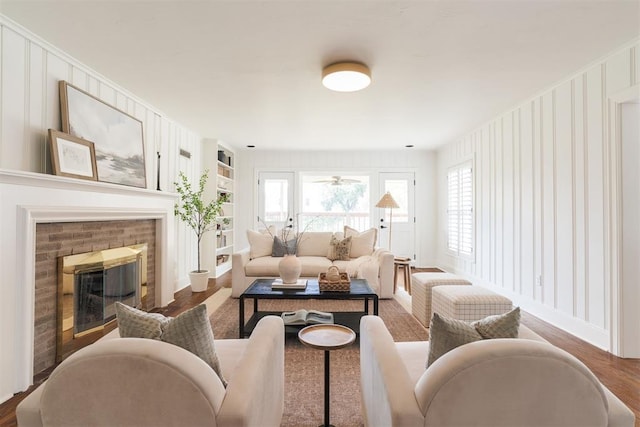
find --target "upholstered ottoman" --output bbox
[431,285,512,322]
[411,272,472,327]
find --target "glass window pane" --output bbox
[300,174,370,232]
[384,180,408,223]
[264,179,288,222]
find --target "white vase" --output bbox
[279,255,302,284]
[189,270,210,292]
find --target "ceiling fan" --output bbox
[314,176,361,186]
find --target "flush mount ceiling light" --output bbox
[322,62,371,92]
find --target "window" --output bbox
[300,174,370,232]
[447,161,473,258]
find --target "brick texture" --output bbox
[34,220,157,374]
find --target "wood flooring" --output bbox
[1,269,638,426]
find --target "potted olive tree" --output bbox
[174,169,228,292]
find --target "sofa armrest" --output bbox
[373,248,394,299]
[15,383,45,427]
[360,316,425,426]
[217,316,285,427]
[231,249,251,297]
[604,387,636,427]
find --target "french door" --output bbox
[377,172,415,260]
[257,172,295,231]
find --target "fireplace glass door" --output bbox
[74,260,140,335]
[58,244,146,362]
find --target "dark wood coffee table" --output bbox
[238,278,379,338]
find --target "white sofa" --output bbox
[17,316,285,427]
[360,315,635,427]
[232,230,394,298]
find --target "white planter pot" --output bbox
[278,255,302,284]
[189,270,210,292]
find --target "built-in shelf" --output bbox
[215,145,234,278]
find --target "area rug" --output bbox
[209,297,428,427]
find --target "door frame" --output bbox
[608,84,640,357]
[377,172,416,261]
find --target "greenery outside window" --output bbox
[300,174,370,231]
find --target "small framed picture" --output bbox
[48,129,98,181]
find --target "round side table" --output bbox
[298,324,356,427]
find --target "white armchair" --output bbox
[17,316,285,427]
[359,315,635,427]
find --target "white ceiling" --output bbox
[2,1,639,151]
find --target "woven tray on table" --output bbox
[318,272,351,292]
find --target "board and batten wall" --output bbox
[436,39,640,351]
[0,15,205,293]
[234,149,438,266]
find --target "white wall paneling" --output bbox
[0,16,202,192]
[437,39,640,353]
[0,15,205,293]
[0,15,205,402]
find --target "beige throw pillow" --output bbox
[161,304,227,387]
[427,313,482,367]
[115,302,171,339]
[426,307,522,368]
[344,226,377,258]
[247,229,274,259]
[327,235,352,261]
[115,302,227,387]
[472,307,520,338]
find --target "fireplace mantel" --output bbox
[0,168,178,402]
[0,169,178,199]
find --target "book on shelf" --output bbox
[271,278,307,290]
[281,309,334,326]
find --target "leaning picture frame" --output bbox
[59,81,147,188]
[48,129,98,181]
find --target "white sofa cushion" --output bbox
[247,229,274,259]
[344,226,377,258]
[297,232,333,256]
[396,341,430,385]
[299,256,334,275]
[245,256,282,276]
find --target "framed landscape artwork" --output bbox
[59,81,147,188]
[48,129,98,181]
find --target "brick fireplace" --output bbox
[34,220,157,374]
[0,170,177,402]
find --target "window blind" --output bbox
[447,162,473,258]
